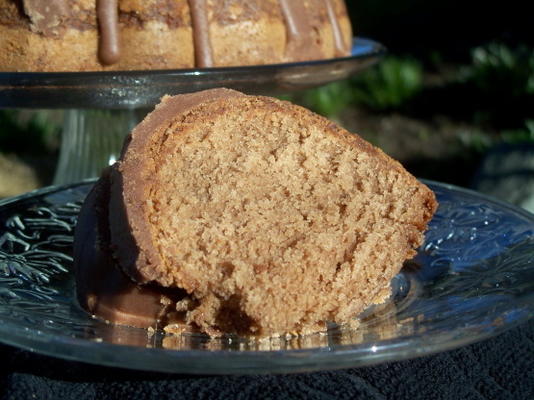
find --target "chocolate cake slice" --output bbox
[75,88,437,337]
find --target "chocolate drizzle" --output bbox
[23,0,70,36]
[21,0,349,69]
[97,0,120,65]
[324,0,349,57]
[278,0,323,61]
[188,0,214,68]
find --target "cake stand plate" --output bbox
[0,38,384,109]
[0,180,532,375]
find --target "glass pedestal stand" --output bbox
[53,109,140,185]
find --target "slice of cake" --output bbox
[75,88,437,337]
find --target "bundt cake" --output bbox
[0,0,352,71]
[74,88,437,337]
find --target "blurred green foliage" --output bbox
[461,43,534,129]
[458,120,534,155]
[0,110,59,154]
[291,81,353,118]
[290,56,424,118]
[457,130,494,153]
[463,43,534,98]
[501,120,534,144]
[295,42,533,144]
[350,57,423,111]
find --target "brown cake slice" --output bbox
[76,88,437,337]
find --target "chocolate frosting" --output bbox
[21,0,350,68]
[109,89,245,287]
[324,0,350,57]
[278,0,324,61]
[23,0,70,36]
[188,0,214,68]
[97,0,121,65]
[75,90,246,328]
[74,168,186,328]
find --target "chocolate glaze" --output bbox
[324,0,349,57]
[19,0,349,68]
[96,0,120,65]
[22,0,69,36]
[74,168,186,328]
[278,0,323,61]
[75,90,246,328]
[188,0,214,68]
[109,89,245,287]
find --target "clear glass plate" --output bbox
[0,38,384,109]
[0,180,532,375]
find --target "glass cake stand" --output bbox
[0,181,532,374]
[0,38,385,185]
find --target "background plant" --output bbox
[0,110,60,155]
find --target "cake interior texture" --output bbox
[91,89,437,337]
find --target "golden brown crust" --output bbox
[0,0,352,71]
